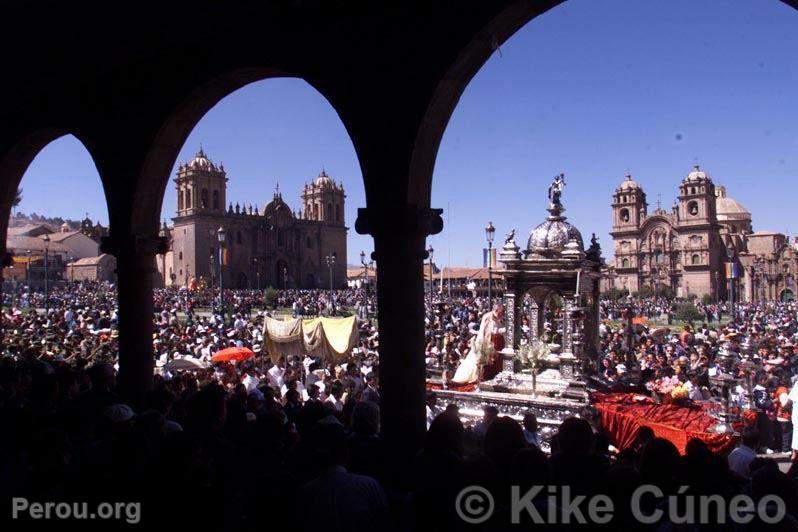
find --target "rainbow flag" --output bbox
[482,248,498,268]
[725,262,741,279]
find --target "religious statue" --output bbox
[476,303,506,381]
[548,173,566,207]
[504,228,516,245]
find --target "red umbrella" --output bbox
[211,346,254,363]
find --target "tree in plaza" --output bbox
[264,286,279,309]
[604,287,629,301]
[636,285,655,299]
[701,293,715,306]
[675,302,703,328]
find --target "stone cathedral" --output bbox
[157,149,347,289]
[606,165,798,302]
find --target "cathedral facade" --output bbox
[157,149,347,290]
[605,165,798,302]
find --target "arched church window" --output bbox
[654,250,663,263]
[335,204,340,222]
[691,254,701,265]
[620,208,630,223]
[327,203,332,221]
[621,258,630,268]
[178,190,183,211]
[277,229,285,247]
[201,188,208,208]
[213,190,219,210]
[186,189,192,209]
[688,201,699,216]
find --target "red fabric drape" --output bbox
[592,392,738,455]
[426,381,477,393]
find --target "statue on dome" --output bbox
[504,228,516,245]
[548,173,566,207]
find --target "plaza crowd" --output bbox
[0,282,797,529]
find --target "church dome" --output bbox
[527,216,584,257]
[715,186,751,222]
[313,169,334,188]
[684,164,711,183]
[618,173,641,191]
[187,148,217,171]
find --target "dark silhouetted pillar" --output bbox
[356,205,442,482]
[103,233,168,405]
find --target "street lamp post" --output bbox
[726,247,736,321]
[209,251,215,314]
[325,254,336,314]
[360,250,370,294]
[25,248,31,291]
[42,234,50,311]
[427,245,434,304]
[217,227,226,319]
[485,221,495,307]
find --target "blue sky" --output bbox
[17,0,798,266]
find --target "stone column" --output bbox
[355,206,442,466]
[504,289,518,350]
[529,299,543,341]
[103,233,168,406]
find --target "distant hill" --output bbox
[9,212,82,231]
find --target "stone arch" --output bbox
[132,67,363,235]
[0,130,109,252]
[407,0,798,207]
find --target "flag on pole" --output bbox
[483,248,498,268]
[725,262,741,279]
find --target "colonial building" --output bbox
[157,149,347,289]
[605,165,798,302]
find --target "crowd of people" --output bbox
[1,282,797,529]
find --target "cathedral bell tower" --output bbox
[678,165,717,227]
[174,148,228,217]
[610,173,647,293]
[612,173,647,232]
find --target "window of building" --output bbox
[237,231,242,245]
[186,189,192,208]
[307,237,312,249]
[620,208,630,223]
[277,229,285,247]
[335,204,340,222]
[691,254,700,265]
[688,201,699,216]
[327,203,332,221]
[213,190,219,210]
[621,258,630,268]
[201,188,208,208]
[179,251,183,260]
[178,191,183,211]
[654,250,663,263]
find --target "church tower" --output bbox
[301,170,345,225]
[676,165,722,297]
[172,148,228,286]
[174,148,228,216]
[612,173,647,231]
[610,173,647,293]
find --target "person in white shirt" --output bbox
[787,378,798,460]
[522,411,540,448]
[325,381,344,412]
[267,357,286,389]
[728,426,760,479]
